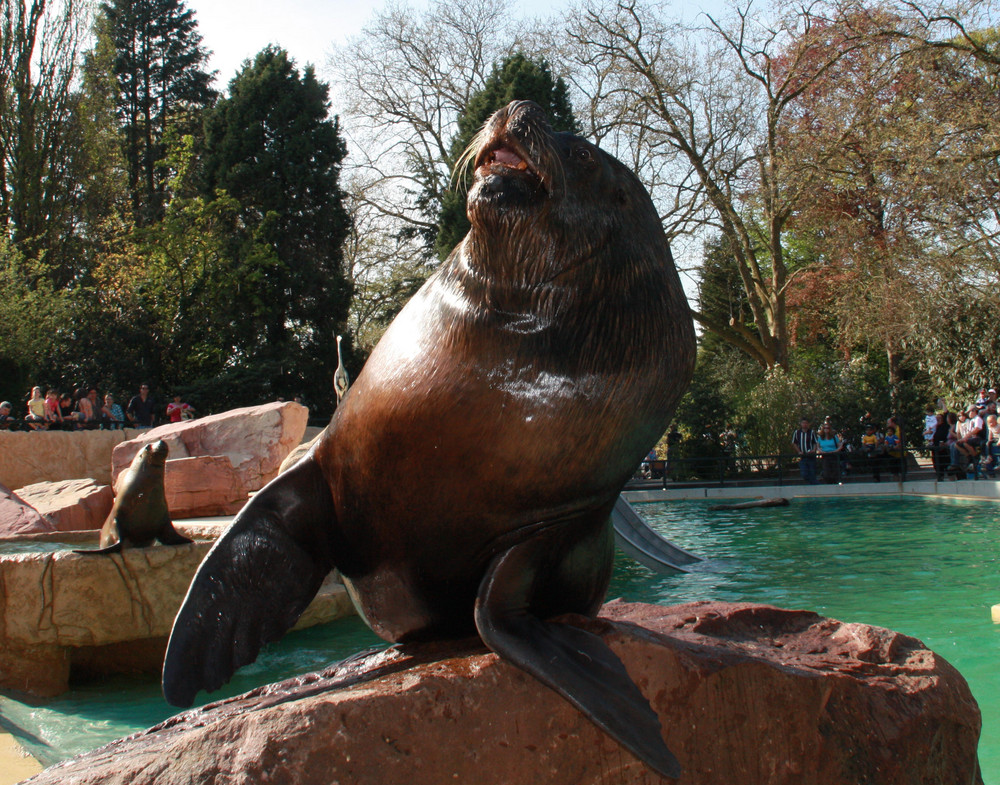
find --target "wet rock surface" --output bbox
[23,601,983,784]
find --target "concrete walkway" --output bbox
[624,476,1000,504]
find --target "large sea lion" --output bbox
[76,440,192,554]
[163,101,695,778]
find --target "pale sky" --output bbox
[188,0,576,91]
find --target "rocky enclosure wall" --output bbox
[0,429,140,490]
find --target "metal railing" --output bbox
[631,450,917,489]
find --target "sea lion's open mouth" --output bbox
[475,139,542,187]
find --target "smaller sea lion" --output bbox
[75,440,192,555]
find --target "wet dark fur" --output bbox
[163,101,695,778]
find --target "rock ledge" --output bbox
[23,600,983,785]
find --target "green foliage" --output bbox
[906,290,1000,403]
[668,341,932,461]
[100,0,216,225]
[200,46,352,414]
[0,239,75,402]
[432,53,578,260]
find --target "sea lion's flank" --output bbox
[76,440,192,555]
[163,101,695,778]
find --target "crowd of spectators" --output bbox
[0,383,195,432]
[924,388,1000,481]
[791,387,1000,485]
[791,412,908,485]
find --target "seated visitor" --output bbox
[25,386,45,429]
[0,401,15,429]
[860,423,884,482]
[59,392,77,429]
[950,406,983,473]
[75,387,98,429]
[44,389,63,427]
[102,394,125,429]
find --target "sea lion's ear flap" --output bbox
[474,533,682,780]
[162,459,336,707]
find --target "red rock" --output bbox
[13,479,113,532]
[0,484,54,537]
[24,601,982,785]
[112,402,308,492]
[163,455,248,518]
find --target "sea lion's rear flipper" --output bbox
[156,520,194,546]
[161,458,335,707]
[475,532,681,780]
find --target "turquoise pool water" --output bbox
[2,495,997,779]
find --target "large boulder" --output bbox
[163,455,248,518]
[22,601,982,785]
[13,479,114,532]
[0,484,54,538]
[112,402,308,493]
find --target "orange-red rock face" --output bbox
[26,601,983,785]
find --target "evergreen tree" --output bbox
[100,0,215,225]
[200,46,352,412]
[432,53,578,260]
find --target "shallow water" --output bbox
[2,496,998,780]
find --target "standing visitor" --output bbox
[923,406,937,447]
[816,422,843,483]
[166,394,195,423]
[791,417,818,485]
[884,418,905,480]
[985,414,1000,479]
[665,423,682,479]
[127,384,157,428]
[931,413,951,481]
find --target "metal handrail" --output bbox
[635,448,917,489]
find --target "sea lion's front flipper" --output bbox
[475,531,681,780]
[162,458,335,707]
